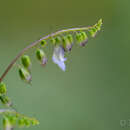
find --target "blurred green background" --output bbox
[0,0,130,130]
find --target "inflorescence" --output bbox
[0,19,103,129]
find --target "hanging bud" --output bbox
[10,116,17,126]
[0,82,7,95]
[18,67,32,83]
[80,32,87,40]
[55,36,61,44]
[76,32,88,47]
[31,119,39,125]
[18,118,26,127]
[21,55,31,70]
[67,34,73,43]
[40,40,47,47]
[23,118,31,127]
[36,49,47,66]
[3,116,14,130]
[0,95,12,106]
[76,33,82,43]
[50,38,56,45]
[36,49,44,61]
[62,36,72,52]
[66,34,74,51]
[89,28,97,37]
[79,38,88,47]
[80,32,88,46]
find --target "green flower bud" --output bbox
[18,118,25,127]
[24,118,31,127]
[8,115,17,126]
[80,32,88,46]
[80,32,87,40]
[3,116,13,129]
[36,49,45,61]
[55,36,61,43]
[62,36,72,52]
[21,55,31,69]
[0,95,12,106]
[36,49,47,66]
[79,38,88,47]
[0,82,7,95]
[89,19,102,37]
[62,36,67,46]
[50,38,56,45]
[95,25,101,31]
[31,119,39,125]
[96,19,102,31]
[76,32,88,47]
[76,33,82,42]
[89,28,97,37]
[67,34,73,43]
[18,67,32,83]
[41,40,47,47]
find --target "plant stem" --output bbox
[0,26,91,82]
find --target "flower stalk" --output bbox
[0,26,96,82]
[0,19,102,130]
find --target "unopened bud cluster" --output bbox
[1,110,39,129]
[0,82,12,106]
[89,19,102,37]
[17,19,103,82]
[0,19,102,130]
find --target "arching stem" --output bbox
[0,26,91,82]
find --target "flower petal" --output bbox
[57,61,66,71]
[52,46,67,71]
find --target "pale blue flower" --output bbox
[52,46,67,71]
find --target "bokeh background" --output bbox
[0,0,130,130]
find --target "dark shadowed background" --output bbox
[0,0,130,130]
